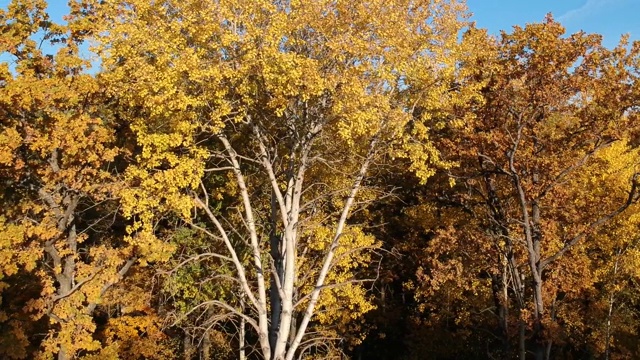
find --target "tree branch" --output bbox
[540,174,640,269]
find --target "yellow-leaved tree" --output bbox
[83,0,484,358]
[0,1,174,359]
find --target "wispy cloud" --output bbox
[558,0,619,24]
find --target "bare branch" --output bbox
[163,252,233,275]
[540,175,640,269]
[52,269,102,302]
[250,122,290,229]
[293,278,376,309]
[204,166,236,172]
[193,195,261,312]
[38,188,63,220]
[173,300,260,335]
[287,133,379,360]
[269,257,286,300]
[535,139,616,201]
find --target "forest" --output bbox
[1,0,640,359]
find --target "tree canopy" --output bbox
[1,1,640,359]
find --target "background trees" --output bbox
[397,16,640,359]
[1,1,640,359]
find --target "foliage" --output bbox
[1,2,640,360]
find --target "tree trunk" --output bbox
[57,348,69,360]
[269,232,283,356]
[201,333,211,360]
[183,333,195,360]
[532,170,545,360]
[491,272,509,358]
[604,249,622,360]
[519,316,526,360]
[240,294,246,360]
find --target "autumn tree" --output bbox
[84,0,484,358]
[410,16,640,359]
[8,2,640,359]
[0,1,175,359]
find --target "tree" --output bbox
[0,1,174,358]
[87,0,481,358]
[411,16,640,359]
[8,2,640,359]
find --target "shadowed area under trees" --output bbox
[1,0,640,359]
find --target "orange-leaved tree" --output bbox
[411,16,640,360]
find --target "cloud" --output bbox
[558,0,618,24]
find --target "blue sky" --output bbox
[44,1,68,23]
[467,0,640,48]
[2,0,638,49]
[0,0,66,26]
